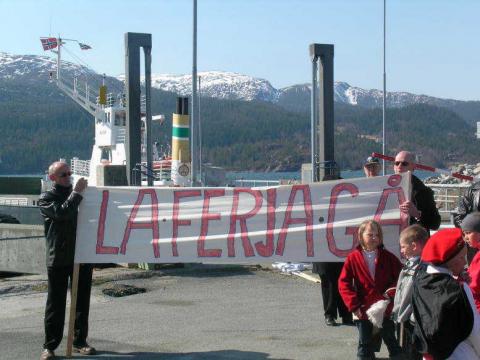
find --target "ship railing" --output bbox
[0,197,28,206]
[131,163,171,186]
[426,183,470,221]
[116,128,126,143]
[152,160,172,182]
[57,78,102,119]
[71,158,91,177]
[233,179,281,187]
[155,167,172,181]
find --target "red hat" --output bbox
[421,228,465,265]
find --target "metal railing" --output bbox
[427,183,470,219]
[70,158,91,177]
[154,163,172,182]
[131,163,172,186]
[116,127,126,143]
[0,198,28,206]
[233,179,281,187]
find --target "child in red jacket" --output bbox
[338,219,404,360]
[462,212,480,311]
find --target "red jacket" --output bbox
[467,251,480,312]
[338,245,402,320]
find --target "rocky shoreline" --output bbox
[424,163,479,185]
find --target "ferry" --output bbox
[42,36,172,190]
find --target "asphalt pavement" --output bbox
[0,265,391,359]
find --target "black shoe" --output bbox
[342,317,355,326]
[325,316,338,326]
[40,349,55,360]
[73,343,97,355]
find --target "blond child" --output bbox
[338,220,404,360]
[392,224,428,360]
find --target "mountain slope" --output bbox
[2,52,478,118]
[0,51,479,174]
[140,69,480,123]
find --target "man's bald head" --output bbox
[48,161,68,176]
[48,161,71,187]
[394,151,416,174]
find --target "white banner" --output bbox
[75,174,410,263]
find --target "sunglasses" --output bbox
[394,161,410,167]
[57,171,72,178]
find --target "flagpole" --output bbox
[57,36,61,83]
[191,0,199,186]
[382,0,387,175]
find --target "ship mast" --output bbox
[52,37,104,121]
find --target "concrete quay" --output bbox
[0,265,392,360]
[0,224,45,274]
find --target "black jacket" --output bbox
[453,180,480,227]
[411,175,441,231]
[38,184,83,267]
[412,263,473,359]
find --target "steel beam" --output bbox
[309,44,335,182]
[125,32,152,185]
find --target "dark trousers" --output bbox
[316,262,351,320]
[356,318,402,359]
[397,321,422,360]
[44,264,93,351]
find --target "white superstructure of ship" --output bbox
[41,37,171,189]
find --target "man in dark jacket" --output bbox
[38,161,95,360]
[453,181,480,227]
[394,151,441,232]
[453,181,480,262]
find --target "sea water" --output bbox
[226,169,434,182]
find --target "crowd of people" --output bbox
[38,150,480,359]
[314,150,480,360]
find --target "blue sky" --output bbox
[2,0,479,100]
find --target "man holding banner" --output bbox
[394,151,440,232]
[39,161,96,360]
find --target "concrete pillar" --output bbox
[125,32,152,186]
[310,44,335,182]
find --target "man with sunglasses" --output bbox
[394,151,440,232]
[38,161,95,360]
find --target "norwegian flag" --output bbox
[78,42,92,50]
[40,37,58,51]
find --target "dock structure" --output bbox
[0,224,45,274]
[124,32,153,186]
[310,43,335,183]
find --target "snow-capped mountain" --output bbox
[142,70,462,109]
[0,52,117,89]
[0,52,93,81]
[0,52,470,110]
[329,81,460,108]
[117,71,278,102]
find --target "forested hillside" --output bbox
[0,78,478,174]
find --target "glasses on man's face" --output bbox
[394,161,409,167]
[57,171,72,178]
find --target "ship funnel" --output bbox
[171,97,191,186]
